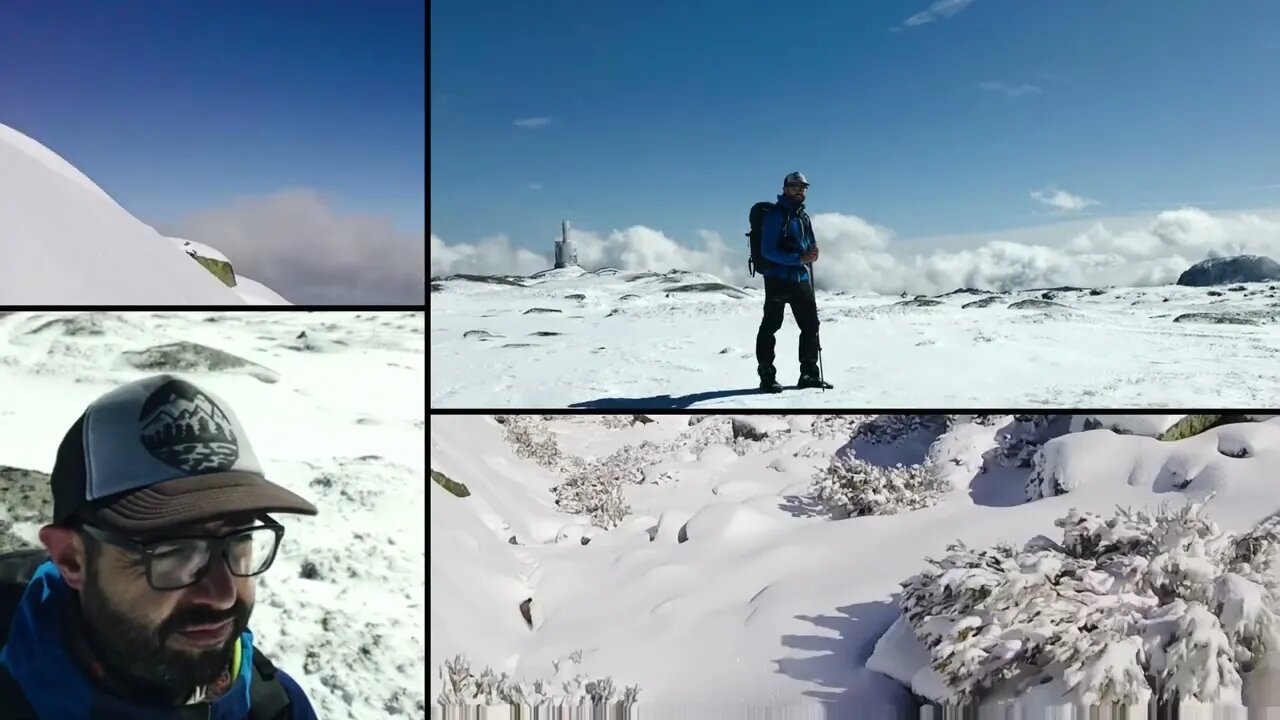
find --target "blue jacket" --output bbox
[0,561,318,720]
[758,193,816,283]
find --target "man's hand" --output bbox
[802,245,819,264]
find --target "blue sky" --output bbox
[431,0,1280,260]
[1,1,425,233]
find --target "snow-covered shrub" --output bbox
[853,415,948,445]
[807,414,874,440]
[554,455,632,529]
[811,454,950,518]
[991,415,1070,469]
[494,415,562,469]
[437,652,640,711]
[897,499,1280,707]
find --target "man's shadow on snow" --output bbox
[775,596,917,719]
[570,387,763,410]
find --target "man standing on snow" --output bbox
[0,374,320,719]
[754,171,832,392]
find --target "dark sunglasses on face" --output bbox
[80,516,286,591]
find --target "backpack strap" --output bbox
[0,664,37,720]
[248,648,293,720]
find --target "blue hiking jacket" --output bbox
[758,193,816,283]
[0,561,318,720]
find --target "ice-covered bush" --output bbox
[494,415,563,469]
[554,456,632,529]
[853,415,948,445]
[807,414,874,439]
[898,499,1280,707]
[990,415,1070,469]
[811,454,950,518]
[437,651,640,711]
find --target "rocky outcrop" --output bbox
[1176,255,1280,287]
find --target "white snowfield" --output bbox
[429,268,1280,408]
[0,311,425,720]
[0,123,286,305]
[430,415,1280,718]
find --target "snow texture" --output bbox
[0,311,425,720]
[0,123,287,304]
[431,414,1280,718]
[430,269,1280,407]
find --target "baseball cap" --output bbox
[784,171,809,187]
[51,374,318,535]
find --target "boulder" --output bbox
[1176,255,1280,287]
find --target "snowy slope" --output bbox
[0,311,425,720]
[0,123,280,304]
[430,270,1280,408]
[430,415,1280,717]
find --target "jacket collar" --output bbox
[776,193,804,212]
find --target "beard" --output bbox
[77,561,252,704]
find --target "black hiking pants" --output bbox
[755,276,820,378]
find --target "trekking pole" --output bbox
[809,263,825,392]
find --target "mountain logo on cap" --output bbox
[137,379,240,474]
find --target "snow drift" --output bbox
[430,414,1280,718]
[0,123,286,304]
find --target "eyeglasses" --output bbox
[80,517,286,591]
[786,184,808,192]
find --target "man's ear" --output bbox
[38,524,88,592]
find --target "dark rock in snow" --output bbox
[529,331,563,337]
[938,288,996,297]
[1008,299,1071,311]
[523,307,562,315]
[121,342,280,383]
[1172,313,1262,326]
[500,343,538,348]
[463,329,501,340]
[440,273,528,287]
[1176,255,1280,287]
[564,293,587,301]
[962,296,1005,309]
[666,283,749,299]
[1089,289,1107,296]
[1208,290,1224,297]
[895,298,944,308]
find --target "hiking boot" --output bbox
[758,365,782,393]
[797,373,833,389]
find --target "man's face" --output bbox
[785,183,808,202]
[79,517,257,698]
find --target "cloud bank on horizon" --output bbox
[430,205,1280,296]
[161,189,426,305]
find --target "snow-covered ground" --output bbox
[430,268,1280,407]
[0,311,425,719]
[430,414,1280,718]
[0,123,287,304]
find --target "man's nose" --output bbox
[184,554,237,608]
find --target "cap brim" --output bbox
[87,472,318,535]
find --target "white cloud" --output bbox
[430,233,548,278]
[1031,188,1100,213]
[980,81,1043,97]
[427,206,1280,297]
[513,117,552,129]
[904,0,975,26]
[160,189,424,304]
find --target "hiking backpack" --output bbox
[0,549,293,720]
[746,201,776,277]
[747,202,815,277]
